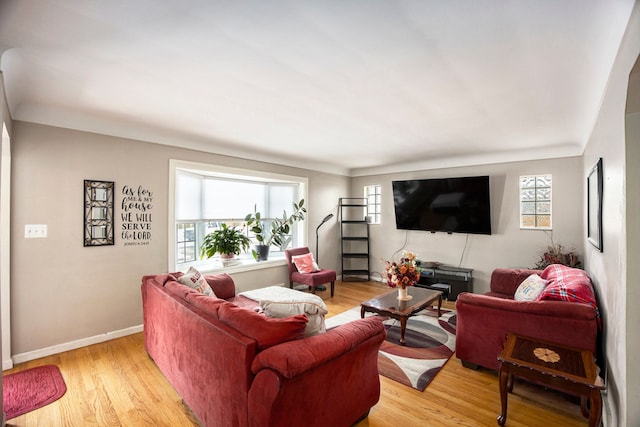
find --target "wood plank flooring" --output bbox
[3,281,588,426]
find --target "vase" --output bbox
[254,244,270,261]
[397,287,412,301]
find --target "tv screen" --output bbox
[392,176,491,235]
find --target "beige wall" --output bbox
[351,157,584,295]
[582,2,640,425]
[10,121,348,358]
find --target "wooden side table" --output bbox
[497,333,605,427]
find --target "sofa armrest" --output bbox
[490,268,542,296]
[455,292,598,371]
[251,316,385,378]
[248,316,386,427]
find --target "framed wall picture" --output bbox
[587,158,603,252]
[84,180,115,246]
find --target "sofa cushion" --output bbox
[178,267,215,297]
[165,280,200,301]
[185,292,227,319]
[538,264,597,308]
[514,274,547,301]
[291,252,320,273]
[204,273,235,299]
[218,303,308,350]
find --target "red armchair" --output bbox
[285,247,337,297]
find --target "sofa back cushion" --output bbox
[538,264,597,309]
[185,292,228,319]
[218,303,308,350]
[165,279,201,301]
[490,268,542,296]
[204,273,236,299]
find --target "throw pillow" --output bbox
[514,274,548,301]
[292,252,320,273]
[537,264,597,308]
[218,303,308,350]
[178,266,215,297]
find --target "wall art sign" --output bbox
[587,158,603,252]
[121,184,154,246]
[84,180,115,246]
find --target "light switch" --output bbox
[25,224,47,238]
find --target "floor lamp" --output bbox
[315,213,334,264]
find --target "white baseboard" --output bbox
[2,358,13,370]
[10,325,143,366]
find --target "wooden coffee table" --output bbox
[497,333,605,427]
[360,287,442,345]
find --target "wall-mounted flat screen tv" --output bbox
[392,176,491,235]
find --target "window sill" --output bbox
[177,257,287,275]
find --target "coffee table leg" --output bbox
[497,362,509,426]
[399,317,407,345]
[360,306,365,318]
[437,295,442,317]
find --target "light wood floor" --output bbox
[3,281,588,426]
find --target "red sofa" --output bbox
[141,273,386,427]
[455,267,599,371]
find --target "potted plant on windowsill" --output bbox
[245,199,306,261]
[200,223,251,265]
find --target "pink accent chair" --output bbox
[285,247,337,297]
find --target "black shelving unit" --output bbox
[339,198,370,281]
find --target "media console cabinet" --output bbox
[416,265,473,301]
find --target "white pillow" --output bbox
[514,273,548,301]
[178,267,215,297]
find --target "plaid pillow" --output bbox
[537,264,596,308]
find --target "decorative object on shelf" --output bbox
[84,180,114,246]
[200,223,251,264]
[384,251,420,300]
[587,157,603,252]
[315,213,334,263]
[245,199,306,261]
[533,243,581,269]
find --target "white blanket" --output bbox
[239,286,327,336]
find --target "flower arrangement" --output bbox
[533,244,582,270]
[384,251,421,289]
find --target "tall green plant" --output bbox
[245,199,306,250]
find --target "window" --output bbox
[169,160,308,272]
[364,185,381,224]
[519,175,552,229]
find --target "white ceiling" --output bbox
[0,1,635,176]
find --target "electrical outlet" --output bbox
[25,224,47,238]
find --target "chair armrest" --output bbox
[251,316,385,378]
[490,268,542,296]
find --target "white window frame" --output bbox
[364,185,381,224]
[169,159,308,273]
[519,174,552,230]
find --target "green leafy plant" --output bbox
[245,199,306,251]
[200,223,251,258]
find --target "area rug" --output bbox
[325,306,456,391]
[3,365,67,420]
